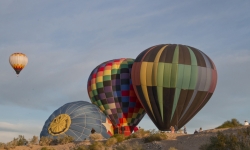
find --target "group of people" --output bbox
[167,120,250,135]
[194,127,203,134]
[170,125,179,133]
[169,125,187,134]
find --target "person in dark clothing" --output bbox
[184,126,187,134]
[194,129,198,134]
[91,128,96,134]
[174,125,178,133]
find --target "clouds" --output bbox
[0,0,250,142]
[0,122,42,143]
[215,50,250,98]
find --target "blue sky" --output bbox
[0,0,250,142]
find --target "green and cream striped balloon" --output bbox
[131,44,217,131]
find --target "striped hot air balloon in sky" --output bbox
[9,53,28,76]
[87,58,145,136]
[131,44,217,131]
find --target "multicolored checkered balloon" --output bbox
[87,58,145,136]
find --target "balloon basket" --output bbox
[114,126,132,136]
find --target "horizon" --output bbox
[0,0,250,143]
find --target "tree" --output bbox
[216,118,243,129]
[29,136,39,145]
[17,135,28,146]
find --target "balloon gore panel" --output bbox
[40,101,113,141]
[131,44,218,131]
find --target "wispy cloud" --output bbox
[0,122,42,143]
[0,0,250,143]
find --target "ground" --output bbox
[1,126,248,150]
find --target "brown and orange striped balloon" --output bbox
[131,44,217,131]
[9,53,28,75]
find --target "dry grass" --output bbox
[39,136,53,146]
[199,127,250,150]
[105,137,117,147]
[89,133,104,142]
[73,145,89,150]
[127,128,151,139]
[115,141,143,150]
[0,135,28,149]
[4,126,250,150]
[29,136,39,145]
[168,147,178,150]
[40,147,56,150]
[88,141,105,150]
[0,142,5,149]
[58,135,74,144]
[39,135,74,146]
[144,131,168,143]
[112,134,126,143]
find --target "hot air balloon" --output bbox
[131,44,217,131]
[9,53,28,76]
[87,58,146,136]
[40,101,113,141]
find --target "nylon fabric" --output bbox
[40,101,113,141]
[131,44,217,130]
[87,58,146,136]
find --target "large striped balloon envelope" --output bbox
[87,58,145,136]
[131,44,217,131]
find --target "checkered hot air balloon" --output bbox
[9,53,28,76]
[131,44,217,131]
[40,101,113,141]
[87,58,146,136]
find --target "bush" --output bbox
[57,135,74,144]
[199,127,250,150]
[112,134,126,143]
[2,135,28,149]
[144,131,168,143]
[178,129,183,134]
[4,143,14,150]
[169,147,178,150]
[115,142,143,150]
[88,141,105,150]
[216,118,243,129]
[29,136,39,145]
[89,133,104,142]
[105,137,117,147]
[73,145,89,150]
[0,142,5,149]
[127,128,151,139]
[11,137,19,146]
[41,147,56,150]
[39,136,53,146]
[17,135,28,145]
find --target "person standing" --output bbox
[170,126,175,133]
[184,126,187,134]
[194,129,198,134]
[199,127,202,132]
[174,125,178,133]
[244,120,249,126]
[91,128,96,134]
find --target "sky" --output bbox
[0,0,250,143]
